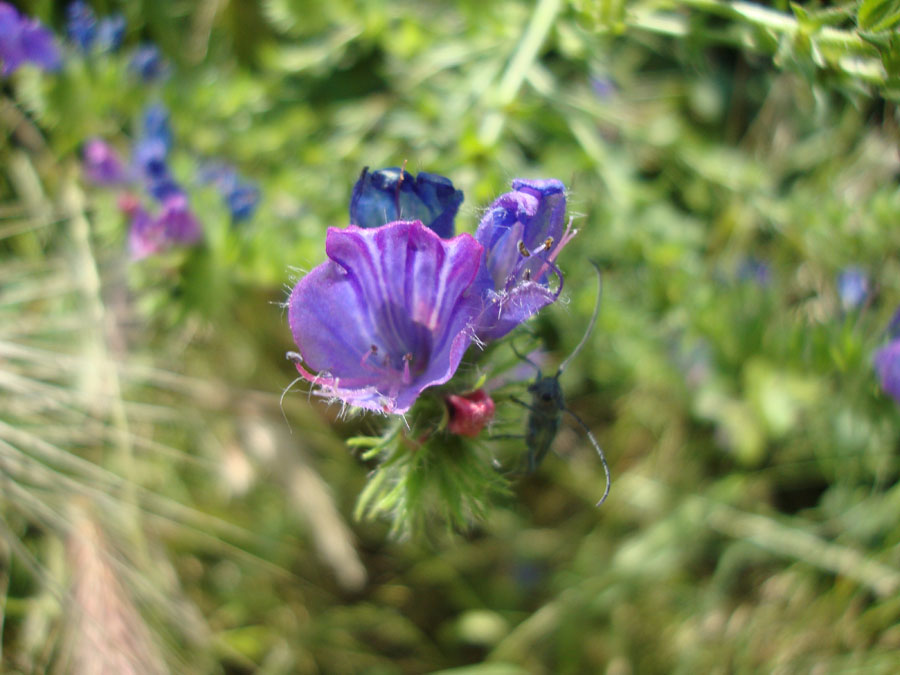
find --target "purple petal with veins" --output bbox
[287,220,484,414]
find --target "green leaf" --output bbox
[858,0,900,32]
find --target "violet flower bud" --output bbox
[350,167,463,238]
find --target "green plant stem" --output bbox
[479,0,563,147]
[626,0,887,85]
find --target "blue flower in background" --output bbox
[141,104,173,151]
[66,2,125,53]
[875,339,900,404]
[133,137,169,183]
[0,2,61,75]
[837,266,869,310]
[226,182,260,222]
[737,258,771,285]
[287,221,484,414]
[95,14,126,52]
[130,44,168,82]
[66,1,96,51]
[350,167,463,238]
[197,161,260,223]
[472,178,573,340]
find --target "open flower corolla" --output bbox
[288,220,483,414]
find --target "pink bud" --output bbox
[446,389,495,437]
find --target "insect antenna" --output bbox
[557,261,602,376]
[565,408,611,507]
[509,340,542,375]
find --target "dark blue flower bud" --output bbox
[66,1,96,51]
[349,166,463,238]
[130,44,168,82]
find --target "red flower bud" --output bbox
[446,389,495,437]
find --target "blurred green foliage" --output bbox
[3,0,900,672]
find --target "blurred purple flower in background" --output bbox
[66,1,96,51]
[94,14,125,52]
[83,138,130,185]
[0,2,61,75]
[350,167,463,238]
[737,258,771,285]
[472,178,573,340]
[875,339,900,404]
[197,161,260,223]
[141,104,173,152]
[130,44,168,82]
[837,266,869,310]
[129,193,202,260]
[287,221,484,414]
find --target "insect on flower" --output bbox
[509,262,611,507]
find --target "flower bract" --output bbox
[288,220,484,414]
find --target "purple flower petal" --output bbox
[129,194,201,260]
[875,339,900,404]
[472,178,571,340]
[288,220,484,414]
[83,138,130,185]
[0,3,61,75]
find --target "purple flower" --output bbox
[226,181,260,223]
[197,161,260,222]
[95,14,126,52]
[838,266,869,310]
[287,221,484,414]
[0,2,61,75]
[141,104,173,151]
[130,44,168,82]
[66,1,96,51]
[128,194,201,260]
[83,138,130,185]
[875,339,900,404]
[472,178,574,340]
[133,137,169,182]
[350,167,463,238]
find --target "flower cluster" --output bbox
[287,170,574,415]
[66,1,125,54]
[0,2,61,75]
[82,104,202,259]
[65,1,168,81]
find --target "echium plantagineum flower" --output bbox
[128,193,202,260]
[471,178,575,341]
[350,167,463,238]
[67,2,126,53]
[130,44,168,82]
[197,161,260,223]
[288,221,484,414]
[83,138,130,185]
[0,2,61,75]
[838,266,869,310]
